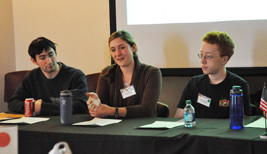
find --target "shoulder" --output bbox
[225,71,249,90]
[183,74,207,88]
[190,74,206,83]
[26,67,42,79]
[99,64,118,79]
[137,63,161,82]
[227,71,248,84]
[60,62,85,76]
[100,64,117,74]
[98,64,118,82]
[140,63,161,75]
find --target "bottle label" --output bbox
[184,113,194,122]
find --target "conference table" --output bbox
[2,115,267,154]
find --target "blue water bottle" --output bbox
[230,86,244,129]
[60,90,73,125]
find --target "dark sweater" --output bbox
[8,62,88,115]
[97,58,162,118]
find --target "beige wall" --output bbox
[0,0,16,112]
[12,0,111,74]
[0,0,110,112]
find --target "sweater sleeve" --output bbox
[125,68,162,118]
[70,71,89,114]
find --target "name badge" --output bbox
[197,93,211,107]
[120,85,136,99]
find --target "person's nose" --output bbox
[115,49,122,57]
[200,56,206,64]
[47,57,53,64]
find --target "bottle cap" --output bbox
[60,90,72,97]
[232,86,241,91]
[186,100,192,104]
[231,86,243,94]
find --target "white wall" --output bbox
[0,0,16,112]
[12,0,111,74]
[0,0,111,112]
[116,0,267,68]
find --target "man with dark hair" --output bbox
[8,37,88,115]
[175,31,251,118]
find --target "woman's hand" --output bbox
[89,104,114,118]
[87,92,114,117]
[86,92,101,113]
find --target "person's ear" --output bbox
[222,56,229,65]
[132,44,137,53]
[30,57,38,65]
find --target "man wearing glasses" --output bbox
[175,31,251,118]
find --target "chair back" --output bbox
[86,73,100,92]
[4,70,30,102]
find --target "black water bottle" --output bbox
[230,86,244,129]
[60,90,72,125]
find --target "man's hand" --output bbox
[34,99,42,114]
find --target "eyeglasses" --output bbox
[197,53,221,60]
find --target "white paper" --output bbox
[245,117,267,128]
[73,118,122,126]
[0,117,11,121]
[0,117,49,124]
[139,121,184,129]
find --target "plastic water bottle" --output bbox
[60,90,73,125]
[48,142,72,154]
[184,100,196,127]
[230,86,244,129]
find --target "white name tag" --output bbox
[120,85,136,99]
[197,93,211,107]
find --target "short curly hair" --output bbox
[202,31,235,60]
